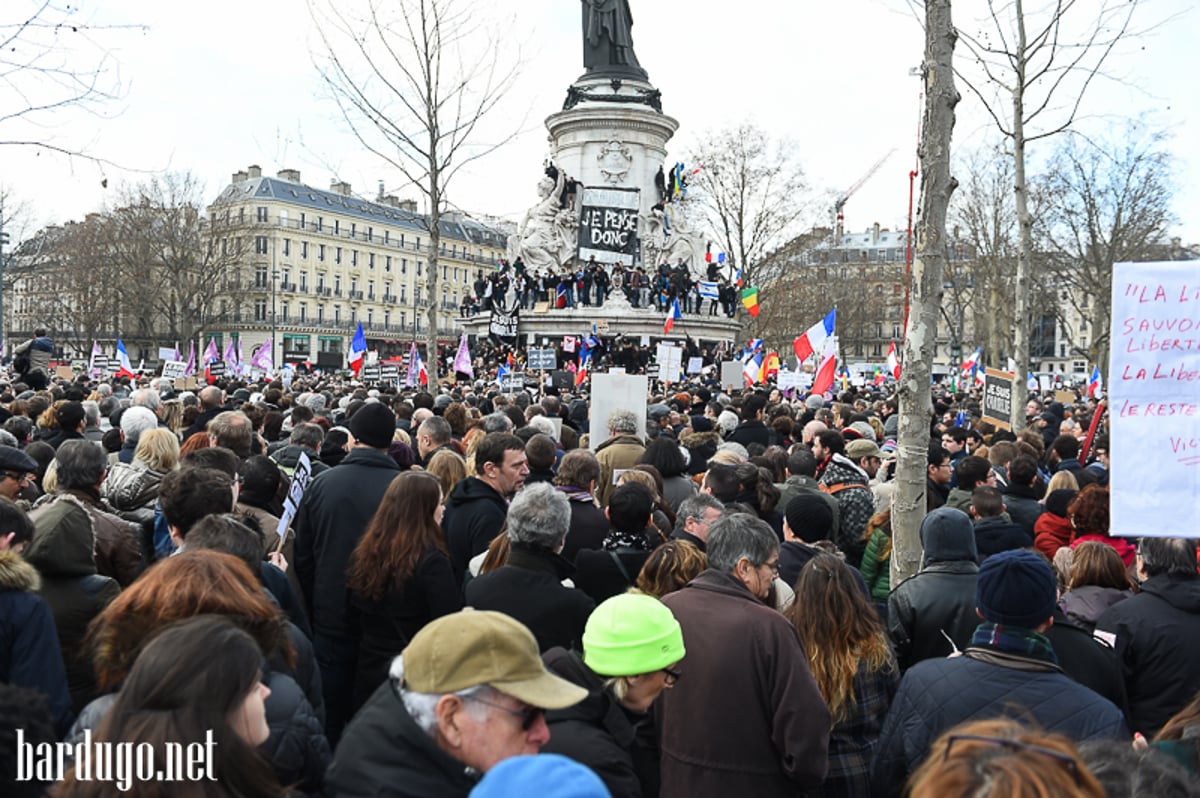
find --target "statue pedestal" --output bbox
[546,76,678,220]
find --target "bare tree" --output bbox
[687,124,816,296]
[310,0,521,369]
[953,0,1144,428]
[0,2,144,160]
[893,0,959,585]
[1036,122,1178,372]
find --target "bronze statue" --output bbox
[581,0,646,79]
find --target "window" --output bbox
[351,278,358,295]
[254,300,267,321]
[282,239,291,257]
[282,268,290,286]
[279,210,288,227]
[281,302,289,322]
[335,247,342,264]
[318,244,326,262]
[255,236,268,255]
[368,280,375,299]
[399,233,405,248]
[402,258,407,274]
[417,261,423,277]
[350,222,356,238]
[300,272,308,292]
[352,250,358,266]
[317,305,324,323]
[300,241,308,259]
[257,207,268,223]
[239,208,245,223]
[221,239,229,255]
[334,275,342,294]
[299,212,306,230]
[384,310,390,327]
[369,253,375,269]
[317,216,324,232]
[893,324,902,339]
[893,284,902,296]
[334,306,341,324]
[367,308,374,325]
[385,255,392,272]
[415,237,421,251]
[317,274,326,291]
[442,264,448,280]
[401,285,407,302]
[367,226,374,241]
[255,266,268,288]
[384,230,390,244]
[300,302,307,322]
[334,220,340,235]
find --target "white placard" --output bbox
[1109,262,1200,538]
[656,344,683,385]
[590,372,648,451]
[720,361,743,392]
[276,451,313,545]
[687,356,703,374]
[160,360,188,380]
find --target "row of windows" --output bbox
[250,235,477,284]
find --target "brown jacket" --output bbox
[660,569,831,798]
[594,434,645,507]
[61,488,144,587]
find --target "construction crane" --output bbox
[833,148,896,240]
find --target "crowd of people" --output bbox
[1,352,1199,798]
[460,258,741,317]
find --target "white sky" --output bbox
[4,0,1198,245]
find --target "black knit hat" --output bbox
[976,549,1057,628]
[348,402,396,449]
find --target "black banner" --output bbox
[489,292,520,342]
[577,187,640,266]
[982,368,1014,431]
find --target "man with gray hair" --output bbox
[80,400,105,444]
[671,492,724,552]
[111,406,158,465]
[270,421,330,479]
[130,387,162,420]
[595,408,644,508]
[482,412,513,434]
[415,415,453,466]
[327,609,586,797]
[464,482,595,653]
[44,440,143,586]
[659,513,830,797]
[207,410,254,458]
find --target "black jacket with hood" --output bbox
[1096,574,1200,736]
[442,476,509,583]
[541,647,658,798]
[887,508,980,672]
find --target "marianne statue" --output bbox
[581,0,647,79]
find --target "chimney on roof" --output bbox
[399,199,418,213]
[379,195,399,208]
[378,180,385,200]
[232,170,249,184]
[331,180,352,197]
[277,168,301,182]
[247,165,262,179]
[872,222,881,245]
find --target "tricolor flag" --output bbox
[576,345,592,387]
[960,347,981,375]
[743,351,763,386]
[453,333,473,378]
[886,340,901,380]
[348,322,368,376]
[810,336,839,397]
[556,283,568,308]
[405,342,427,387]
[115,339,137,379]
[496,362,510,386]
[1088,365,1103,399]
[741,287,760,317]
[793,309,837,362]
[664,298,681,334]
[1027,372,1039,391]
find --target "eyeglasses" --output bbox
[461,695,544,731]
[0,472,30,484]
[943,734,1081,786]
[760,559,780,575]
[662,667,682,687]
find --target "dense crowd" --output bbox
[1,333,1199,798]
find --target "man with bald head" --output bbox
[183,386,225,439]
[801,420,827,446]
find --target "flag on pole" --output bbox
[794,309,837,362]
[698,281,720,301]
[960,347,981,375]
[88,341,102,375]
[1027,372,1039,391]
[743,351,763,385]
[1087,365,1103,399]
[453,333,473,378]
[496,362,510,386]
[235,336,244,377]
[348,322,368,376]
[184,341,197,376]
[811,336,839,396]
[204,338,219,365]
[1007,357,1017,375]
[576,344,592,387]
[664,298,682,334]
[405,342,428,387]
[115,339,137,379]
[223,338,238,374]
[249,342,273,373]
[886,340,901,380]
[173,342,181,362]
[762,351,781,384]
[740,287,760,317]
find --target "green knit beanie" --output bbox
[582,593,685,677]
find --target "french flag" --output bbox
[664,298,681,334]
[810,336,839,397]
[886,340,901,380]
[348,322,368,376]
[960,347,981,375]
[1088,365,1103,399]
[115,339,137,379]
[793,309,837,362]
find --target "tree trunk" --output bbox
[892,0,959,586]
[1009,0,1034,430]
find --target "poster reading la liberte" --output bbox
[1109,262,1200,538]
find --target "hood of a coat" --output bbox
[822,454,869,486]
[0,548,40,591]
[1140,574,1200,614]
[24,494,99,578]
[596,434,645,454]
[920,506,979,565]
[679,430,721,449]
[542,647,640,746]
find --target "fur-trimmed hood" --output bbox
[0,548,40,591]
[680,429,722,449]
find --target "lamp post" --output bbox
[270,233,277,366]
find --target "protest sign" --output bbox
[501,372,525,393]
[360,364,382,383]
[720,361,743,392]
[577,186,639,266]
[157,347,177,362]
[54,365,75,380]
[1109,262,1200,538]
[275,451,312,551]
[687,357,703,375]
[208,359,227,378]
[656,344,683,385]
[549,370,572,391]
[160,360,188,380]
[379,364,400,385]
[489,292,520,341]
[981,368,1014,431]
[528,348,557,370]
[590,372,648,451]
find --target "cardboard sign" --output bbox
[656,344,683,385]
[489,293,520,340]
[160,360,188,380]
[379,364,400,385]
[1055,389,1077,405]
[528,348,557,370]
[590,372,648,451]
[55,365,75,380]
[720,361,743,392]
[1109,262,1200,539]
[982,368,1014,431]
[577,186,640,267]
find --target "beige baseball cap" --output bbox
[402,609,586,709]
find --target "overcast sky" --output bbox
[5,0,1198,245]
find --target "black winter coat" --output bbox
[871,650,1127,796]
[1096,574,1200,737]
[973,516,1034,559]
[294,447,400,639]
[442,477,509,583]
[1002,483,1044,534]
[887,562,979,672]
[464,545,594,652]
[574,546,654,605]
[558,488,609,562]
[326,680,479,798]
[541,648,657,798]
[1044,610,1128,719]
[726,419,775,449]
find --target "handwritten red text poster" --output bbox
[1110,262,1200,538]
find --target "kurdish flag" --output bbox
[741,287,760,317]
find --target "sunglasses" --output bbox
[462,695,544,731]
[943,734,1080,786]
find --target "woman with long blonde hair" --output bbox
[788,553,898,796]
